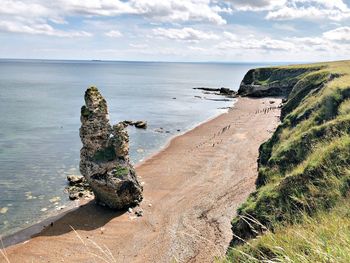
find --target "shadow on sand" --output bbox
[2,200,126,248]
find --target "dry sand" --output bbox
[2,97,281,263]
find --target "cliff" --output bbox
[238,66,322,97]
[226,60,350,262]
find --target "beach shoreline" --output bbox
[2,97,281,263]
[135,98,237,168]
[1,100,237,249]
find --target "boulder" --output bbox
[121,120,147,129]
[134,121,147,129]
[122,120,135,126]
[67,175,84,185]
[66,175,93,200]
[219,87,236,96]
[79,87,143,209]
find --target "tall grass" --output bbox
[226,201,350,263]
[0,238,10,263]
[70,226,117,263]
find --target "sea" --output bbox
[0,60,273,237]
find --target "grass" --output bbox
[225,200,350,263]
[0,238,10,263]
[225,60,350,261]
[70,225,117,263]
[113,165,129,178]
[93,146,116,162]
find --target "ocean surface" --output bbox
[0,60,273,237]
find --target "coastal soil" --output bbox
[3,97,281,263]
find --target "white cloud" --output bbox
[217,35,295,51]
[323,26,350,41]
[0,0,52,17]
[266,0,350,21]
[226,0,350,21]
[227,0,286,11]
[57,0,135,16]
[218,31,295,51]
[153,27,219,42]
[272,23,297,32]
[289,36,325,46]
[297,0,348,11]
[129,43,149,48]
[0,20,92,37]
[188,46,207,52]
[0,0,227,25]
[130,0,226,25]
[105,30,122,38]
[0,0,228,39]
[286,36,333,51]
[1,0,350,61]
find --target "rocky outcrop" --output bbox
[193,87,237,98]
[66,175,93,200]
[238,67,320,97]
[79,87,143,209]
[122,120,148,129]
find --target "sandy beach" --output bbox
[2,97,281,263]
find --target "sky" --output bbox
[1,0,350,62]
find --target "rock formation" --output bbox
[121,120,148,129]
[79,87,143,209]
[193,87,237,98]
[238,67,320,97]
[66,175,93,200]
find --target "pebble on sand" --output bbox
[49,196,61,203]
[56,205,66,211]
[0,207,9,214]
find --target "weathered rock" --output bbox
[79,87,143,209]
[194,87,237,98]
[134,121,147,129]
[67,175,84,185]
[135,209,143,217]
[154,128,164,133]
[122,120,135,126]
[219,87,237,97]
[121,120,147,129]
[193,87,220,92]
[66,175,93,200]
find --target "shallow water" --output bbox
[0,60,271,236]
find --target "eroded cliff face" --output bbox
[238,67,318,97]
[230,62,347,246]
[79,87,143,209]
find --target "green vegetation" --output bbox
[224,201,350,263]
[93,146,116,162]
[81,105,91,117]
[225,60,350,262]
[113,165,129,178]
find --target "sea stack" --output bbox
[79,86,143,209]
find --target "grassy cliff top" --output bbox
[225,60,350,262]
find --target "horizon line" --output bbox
[0,57,313,64]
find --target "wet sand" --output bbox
[1,97,281,263]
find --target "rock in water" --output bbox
[134,121,147,129]
[79,87,143,209]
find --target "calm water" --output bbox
[0,60,270,236]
